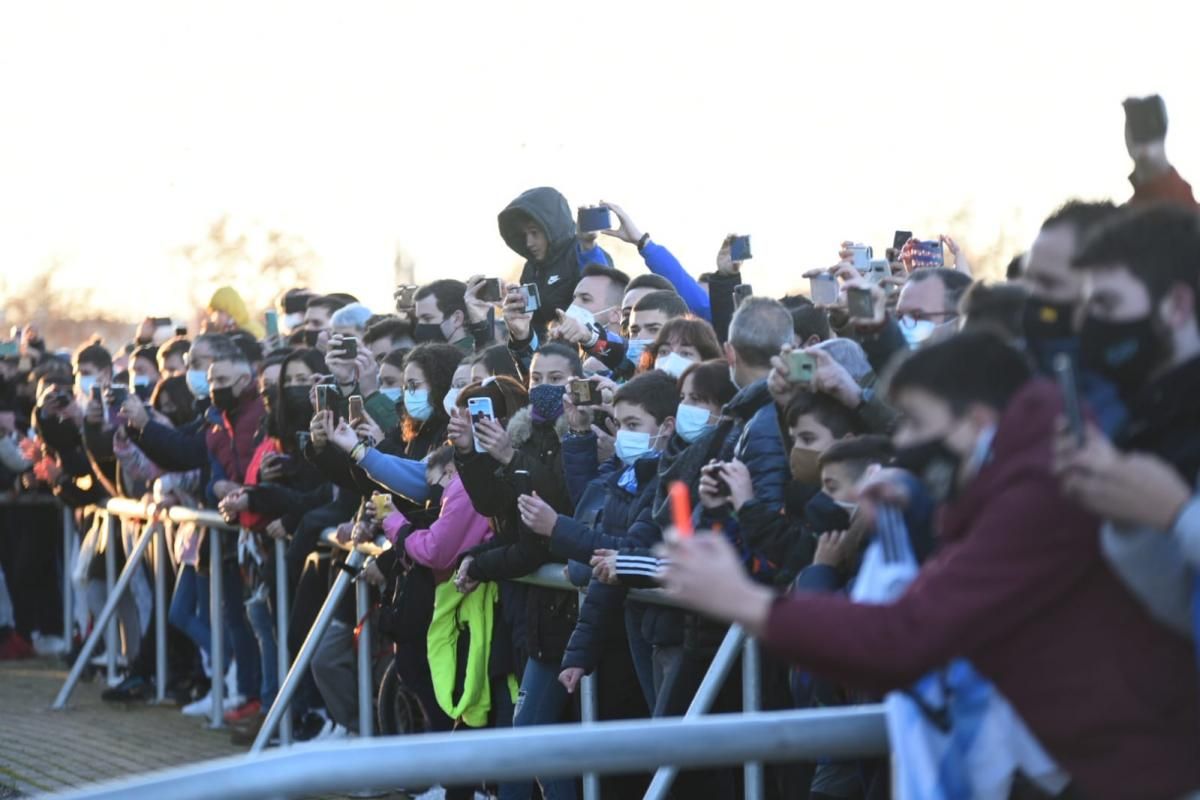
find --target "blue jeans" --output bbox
[245,586,278,707]
[221,559,260,701]
[169,565,211,658]
[505,657,576,800]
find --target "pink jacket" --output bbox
[383,475,492,583]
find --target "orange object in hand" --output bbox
[669,481,693,539]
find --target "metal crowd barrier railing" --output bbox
[51,497,877,800]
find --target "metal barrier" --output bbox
[45,706,890,800]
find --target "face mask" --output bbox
[614,428,662,466]
[405,388,433,421]
[675,403,714,443]
[186,369,209,399]
[78,374,98,401]
[211,384,239,414]
[1022,299,1076,343]
[132,374,153,401]
[414,320,449,344]
[441,387,460,415]
[529,383,566,423]
[789,447,822,484]
[381,387,404,405]
[804,491,852,533]
[283,312,305,332]
[282,385,313,421]
[834,500,859,516]
[564,304,597,330]
[893,436,962,503]
[655,352,695,379]
[297,329,321,347]
[899,317,937,349]
[1079,315,1163,402]
[625,339,652,366]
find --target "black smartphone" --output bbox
[846,286,874,320]
[569,378,600,406]
[1053,353,1084,447]
[336,338,358,360]
[1124,95,1168,144]
[733,284,753,308]
[892,230,913,251]
[513,469,533,498]
[477,278,503,303]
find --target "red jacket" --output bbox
[205,388,266,487]
[762,380,1200,799]
[1130,165,1197,207]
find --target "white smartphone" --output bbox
[467,396,495,454]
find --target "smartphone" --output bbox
[787,351,816,385]
[569,378,600,406]
[265,310,279,339]
[107,386,128,425]
[848,244,873,270]
[335,338,358,360]
[892,230,913,251]
[733,284,754,308]
[477,278,503,304]
[729,235,753,262]
[296,431,311,451]
[90,384,103,405]
[1053,353,1085,447]
[518,284,542,314]
[394,284,419,311]
[912,240,945,268]
[846,286,874,320]
[175,325,189,337]
[315,384,331,413]
[467,396,495,454]
[372,493,391,520]
[577,206,612,233]
[0,341,18,358]
[1124,95,1168,144]
[809,274,839,305]
[866,259,890,285]
[513,469,533,498]
[348,395,365,426]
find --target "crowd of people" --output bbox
[2,98,1200,799]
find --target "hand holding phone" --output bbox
[787,351,816,385]
[467,397,496,455]
[348,395,365,427]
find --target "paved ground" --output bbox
[0,657,436,799]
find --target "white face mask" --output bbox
[614,427,664,466]
[674,403,714,443]
[283,312,305,333]
[564,304,596,329]
[442,387,461,416]
[78,374,98,401]
[654,352,696,379]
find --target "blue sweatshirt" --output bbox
[641,240,710,322]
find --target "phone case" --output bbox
[729,236,753,262]
[577,206,612,233]
[468,398,495,454]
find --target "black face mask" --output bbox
[212,384,240,414]
[1022,298,1076,344]
[893,437,961,503]
[282,385,314,423]
[1079,315,1164,402]
[803,491,851,533]
[297,329,321,347]
[413,321,448,344]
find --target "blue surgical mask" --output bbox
[132,375,152,388]
[381,387,403,404]
[441,387,460,416]
[654,352,695,379]
[78,374,98,400]
[404,388,433,422]
[900,317,937,349]
[186,369,209,399]
[625,339,652,366]
[674,403,714,443]
[614,428,663,466]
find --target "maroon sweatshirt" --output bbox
[763,380,1200,799]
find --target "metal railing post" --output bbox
[53,521,157,709]
[209,526,225,729]
[273,537,292,746]
[104,512,119,685]
[741,637,763,800]
[642,624,748,800]
[579,588,600,800]
[61,505,75,649]
[251,547,366,754]
[355,565,373,739]
[154,521,169,703]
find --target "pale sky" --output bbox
[2,0,1197,327]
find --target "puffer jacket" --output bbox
[460,407,577,665]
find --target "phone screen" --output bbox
[569,378,599,406]
[265,310,279,338]
[809,275,839,305]
[1053,353,1084,446]
[477,278,503,303]
[519,284,542,313]
[892,230,913,251]
[1124,96,1167,144]
[348,395,365,425]
[847,287,874,320]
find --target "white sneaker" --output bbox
[181,690,245,717]
[31,632,68,656]
[309,720,349,741]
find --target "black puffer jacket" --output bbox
[460,407,577,664]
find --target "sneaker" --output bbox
[31,632,68,657]
[224,698,262,724]
[182,689,245,717]
[310,719,349,742]
[101,674,152,703]
[229,712,268,747]
[0,630,35,660]
[293,710,329,742]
